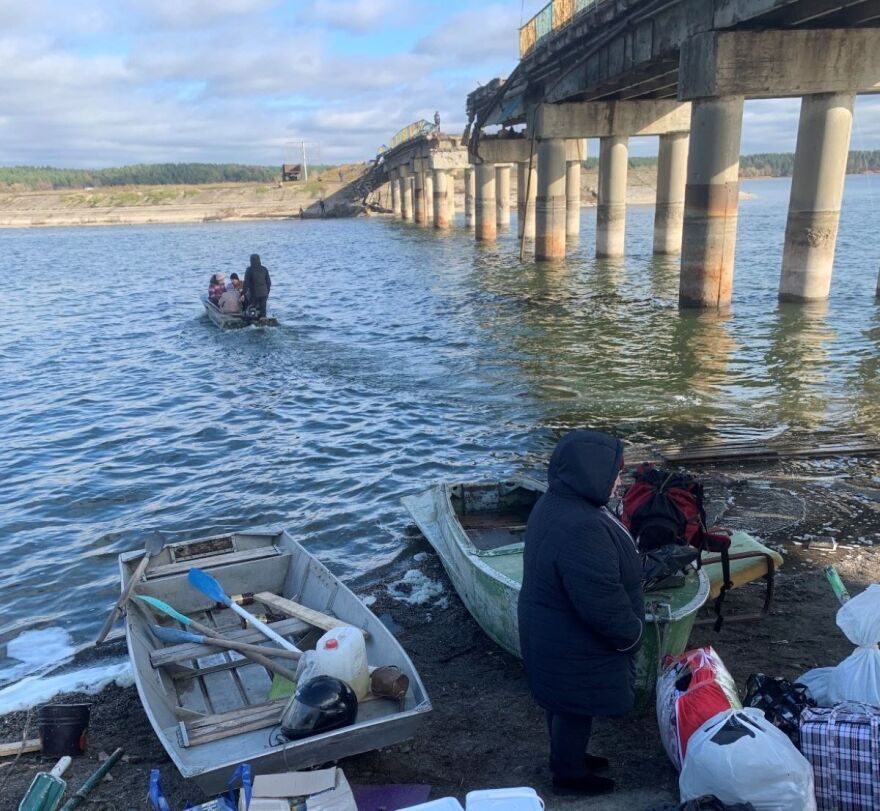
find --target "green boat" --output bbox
[402,479,710,712]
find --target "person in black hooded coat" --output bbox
[518,429,644,796]
[243,254,271,318]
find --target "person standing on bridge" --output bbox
[244,254,271,319]
[518,429,643,797]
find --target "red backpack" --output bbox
[620,464,732,630]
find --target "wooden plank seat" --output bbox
[145,546,283,579]
[180,692,389,747]
[256,592,370,639]
[150,617,310,667]
[458,513,528,530]
[697,530,784,624]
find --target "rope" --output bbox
[520,110,539,262]
[0,708,33,795]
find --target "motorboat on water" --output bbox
[201,295,278,328]
[121,529,431,792]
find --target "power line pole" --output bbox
[288,140,320,181]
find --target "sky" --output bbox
[0,0,877,168]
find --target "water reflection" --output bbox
[765,302,835,430]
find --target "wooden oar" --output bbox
[95,532,165,644]
[135,596,299,683]
[187,568,301,654]
[149,624,300,666]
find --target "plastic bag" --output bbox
[656,647,741,770]
[679,708,816,811]
[743,673,815,746]
[149,764,252,811]
[799,584,880,707]
[645,797,757,811]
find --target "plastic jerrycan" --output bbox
[314,626,370,699]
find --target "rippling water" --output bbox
[1,175,879,669]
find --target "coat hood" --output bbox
[547,429,624,506]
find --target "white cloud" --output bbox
[305,0,398,33]
[135,0,282,29]
[415,3,521,64]
[0,0,876,168]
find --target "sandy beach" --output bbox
[0,163,752,229]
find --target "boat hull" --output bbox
[403,481,709,713]
[121,529,430,793]
[201,295,277,328]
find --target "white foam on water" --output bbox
[0,660,134,715]
[0,627,77,684]
[387,569,445,606]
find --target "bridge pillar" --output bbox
[465,168,475,228]
[413,168,427,225]
[425,171,435,224]
[596,135,628,258]
[475,162,497,241]
[517,160,536,240]
[496,165,511,227]
[399,169,413,221]
[433,169,450,228]
[780,92,854,302]
[536,138,567,261]
[566,140,585,238]
[447,171,456,223]
[679,96,744,308]
[390,168,401,216]
[654,132,689,255]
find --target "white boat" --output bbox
[122,529,431,792]
[201,295,278,328]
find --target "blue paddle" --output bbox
[187,568,301,654]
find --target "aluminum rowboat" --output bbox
[122,529,431,792]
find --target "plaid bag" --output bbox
[800,703,880,811]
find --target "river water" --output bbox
[1,175,879,682]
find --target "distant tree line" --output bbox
[581,151,880,177]
[0,163,336,192]
[1,152,877,192]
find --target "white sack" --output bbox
[828,584,880,705]
[679,708,816,811]
[798,585,880,707]
[798,667,834,708]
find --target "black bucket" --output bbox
[37,703,91,756]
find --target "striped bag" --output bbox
[800,703,880,811]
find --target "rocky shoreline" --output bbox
[2,457,878,809]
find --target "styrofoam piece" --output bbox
[398,799,465,811]
[466,787,544,811]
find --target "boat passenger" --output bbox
[218,285,242,314]
[517,429,643,797]
[243,254,271,319]
[208,273,226,305]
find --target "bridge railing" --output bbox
[519,0,600,58]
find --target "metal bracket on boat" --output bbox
[644,601,673,624]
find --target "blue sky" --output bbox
[0,0,876,168]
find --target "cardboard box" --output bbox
[240,767,356,811]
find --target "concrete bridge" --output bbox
[399,0,880,308]
[379,133,471,228]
